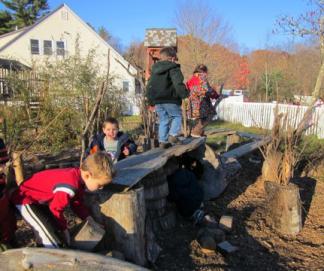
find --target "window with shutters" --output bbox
[30,39,39,55]
[43,40,52,55]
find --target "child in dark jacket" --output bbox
[146,47,188,148]
[0,137,17,248]
[11,152,115,248]
[86,117,137,162]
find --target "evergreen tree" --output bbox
[0,10,12,34]
[0,0,49,34]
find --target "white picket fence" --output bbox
[216,100,324,139]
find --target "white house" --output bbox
[0,3,140,115]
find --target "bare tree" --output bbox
[275,0,324,98]
[174,0,232,46]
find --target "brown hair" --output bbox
[102,117,119,129]
[193,64,208,74]
[160,47,177,59]
[81,152,116,182]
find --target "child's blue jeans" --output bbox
[155,103,182,143]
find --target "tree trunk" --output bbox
[100,187,147,266]
[264,181,302,235]
[0,248,149,271]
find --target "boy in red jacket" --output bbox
[11,151,115,248]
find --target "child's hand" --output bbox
[63,229,71,246]
[122,146,130,156]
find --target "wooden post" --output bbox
[264,181,302,235]
[12,151,24,185]
[99,187,147,266]
[225,134,240,151]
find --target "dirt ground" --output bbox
[154,155,324,271]
[13,153,324,271]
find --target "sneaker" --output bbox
[168,135,182,145]
[159,142,172,149]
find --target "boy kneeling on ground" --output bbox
[11,152,115,248]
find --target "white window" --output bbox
[123,81,129,92]
[30,39,39,55]
[56,41,65,56]
[43,40,52,55]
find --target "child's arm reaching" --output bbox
[70,189,90,220]
[49,191,73,231]
[49,188,90,230]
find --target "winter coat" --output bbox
[146,61,188,105]
[85,131,137,162]
[186,73,219,119]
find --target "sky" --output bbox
[2,0,314,52]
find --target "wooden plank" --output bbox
[0,248,149,271]
[204,128,236,136]
[111,137,205,189]
[222,136,271,159]
[236,132,263,140]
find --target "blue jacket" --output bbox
[85,131,137,161]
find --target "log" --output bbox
[144,181,169,200]
[100,187,147,266]
[12,152,24,185]
[199,144,241,200]
[264,181,302,235]
[225,134,240,151]
[0,248,149,271]
[145,217,162,263]
[146,198,167,210]
[140,168,166,187]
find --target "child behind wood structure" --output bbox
[86,117,137,163]
[146,47,188,148]
[0,137,17,249]
[11,152,115,248]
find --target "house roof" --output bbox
[0,4,136,73]
[0,58,31,71]
[0,4,65,52]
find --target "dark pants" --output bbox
[16,204,65,248]
[0,192,16,244]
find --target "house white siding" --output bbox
[0,4,139,115]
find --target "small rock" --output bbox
[197,233,216,255]
[219,215,233,232]
[217,241,239,253]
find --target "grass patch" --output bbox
[119,115,142,123]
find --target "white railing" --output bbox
[216,100,324,139]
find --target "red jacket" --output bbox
[11,168,89,230]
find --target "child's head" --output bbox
[80,152,116,191]
[193,64,208,74]
[102,117,119,140]
[160,47,177,62]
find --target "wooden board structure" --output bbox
[222,136,271,159]
[111,137,206,190]
[0,248,149,271]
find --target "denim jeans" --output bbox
[155,103,182,143]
